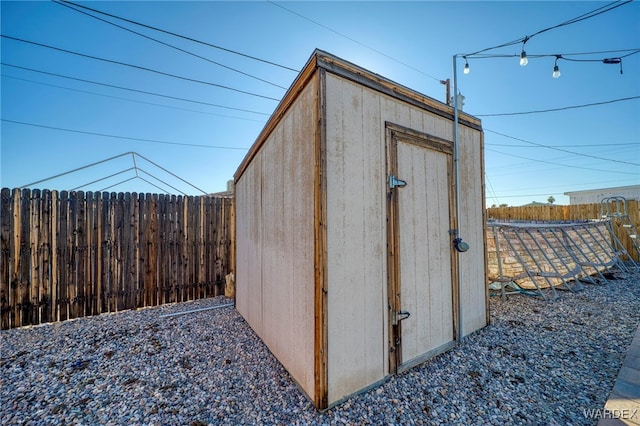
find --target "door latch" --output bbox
[393,310,411,325]
[388,175,407,189]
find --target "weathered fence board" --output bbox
[487,200,640,261]
[0,188,234,329]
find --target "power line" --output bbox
[485,147,640,175]
[267,0,442,83]
[1,119,250,150]
[1,34,282,101]
[52,0,289,90]
[1,63,270,116]
[485,128,640,167]
[476,95,640,117]
[486,142,639,148]
[3,74,268,122]
[57,0,299,72]
[485,178,638,194]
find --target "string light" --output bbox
[552,55,562,78]
[519,51,528,66]
[519,36,529,66]
[457,2,637,79]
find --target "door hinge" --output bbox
[388,175,407,189]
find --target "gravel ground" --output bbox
[2,270,639,426]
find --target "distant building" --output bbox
[564,185,640,205]
[208,179,234,197]
[519,201,552,207]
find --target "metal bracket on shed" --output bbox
[388,175,407,189]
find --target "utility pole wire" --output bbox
[3,74,267,122]
[485,147,640,175]
[267,1,442,83]
[1,63,270,116]
[476,95,640,117]
[1,35,282,101]
[52,0,289,90]
[1,119,250,150]
[57,0,300,72]
[485,128,640,167]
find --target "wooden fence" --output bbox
[1,188,235,330]
[487,200,640,261]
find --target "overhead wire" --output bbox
[0,35,282,101]
[487,142,639,148]
[52,0,289,90]
[484,128,640,166]
[1,119,250,150]
[484,147,640,175]
[3,75,268,122]
[267,0,442,83]
[56,0,299,72]
[1,63,270,116]
[486,178,637,195]
[476,95,640,117]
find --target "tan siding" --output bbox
[236,155,263,334]
[457,126,487,335]
[235,76,318,399]
[325,77,387,403]
[237,53,485,408]
[325,72,485,404]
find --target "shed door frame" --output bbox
[385,122,459,374]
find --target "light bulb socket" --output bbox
[519,51,528,66]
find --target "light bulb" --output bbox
[519,51,528,66]
[463,62,470,74]
[552,65,561,78]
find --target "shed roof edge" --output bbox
[234,49,482,183]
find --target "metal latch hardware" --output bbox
[388,175,407,189]
[393,310,411,325]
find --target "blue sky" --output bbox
[1,1,639,206]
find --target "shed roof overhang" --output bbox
[234,49,482,182]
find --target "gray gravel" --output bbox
[2,270,639,426]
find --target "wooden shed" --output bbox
[234,49,487,409]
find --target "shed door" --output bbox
[386,123,457,374]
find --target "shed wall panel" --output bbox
[325,77,387,404]
[457,125,487,335]
[324,73,485,404]
[235,76,318,399]
[236,157,263,333]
